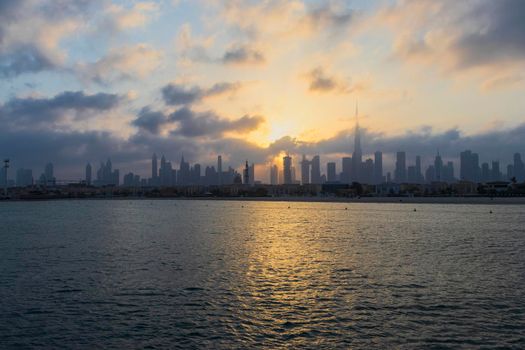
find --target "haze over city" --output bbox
[1,0,525,182]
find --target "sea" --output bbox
[0,200,524,349]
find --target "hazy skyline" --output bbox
[1,0,525,179]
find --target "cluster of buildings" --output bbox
[270,113,525,186]
[2,108,525,193]
[100,155,256,188]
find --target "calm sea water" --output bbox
[0,200,524,349]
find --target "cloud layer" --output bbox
[1,0,525,180]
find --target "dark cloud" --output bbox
[131,105,264,138]
[161,85,203,106]
[307,67,338,92]
[132,107,169,134]
[0,46,56,78]
[222,45,265,65]
[454,0,525,68]
[0,0,102,78]
[161,82,241,106]
[387,0,525,70]
[0,91,121,128]
[169,107,263,137]
[306,66,365,94]
[307,3,354,29]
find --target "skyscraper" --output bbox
[327,162,337,182]
[44,163,54,185]
[283,155,292,185]
[270,164,278,185]
[373,151,383,184]
[460,150,480,182]
[249,163,255,185]
[363,159,373,183]
[434,151,443,182]
[243,160,250,185]
[443,161,455,182]
[514,153,524,181]
[218,155,223,185]
[300,155,310,185]
[341,157,352,184]
[415,156,423,183]
[491,161,501,181]
[351,103,362,182]
[85,163,92,185]
[310,155,321,184]
[481,162,490,183]
[395,151,406,183]
[178,155,190,185]
[152,153,158,183]
[407,166,417,183]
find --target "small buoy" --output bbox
[288,206,291,209]
[414,208,417,212]
[345,207,348,210]
[490,210,493,214]
[241,205,244,208]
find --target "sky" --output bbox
[1,0,525,181]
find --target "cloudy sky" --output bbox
[1,0,525,181]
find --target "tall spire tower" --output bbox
[352,101,363,182]
[354,101,362,157]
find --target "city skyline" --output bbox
[3,116,524,187]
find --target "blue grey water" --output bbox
[0,200,524,349]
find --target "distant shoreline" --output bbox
[2,196,525,205]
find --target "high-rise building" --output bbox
[270,164,278,185]
[460,150,480,182]
[491,161,501,181]
[407,166,417,183]
[85,163,92,185]
[514,153,522,180]
[395,151,406,183]
[95,159,119,186]
[217,155,223,185]
[249,163,255,185]
[123,172,141,187]
[507,164,514,181]
[481,162,490,183]
[327,162,337,182]
[152,153,158,183]
[44,163,55,185]
[363,158,374,184]
[310,155,321,184]
[373,151,383,184]
[243,160,250,185]
[442,161,455,182]
[159,155,176,186]
[192,163,201,185]
[178,155,190,185]
[341,157,352,184]
[300,155,310,185]
[283,155,292,185]
[425,165,435,183]
[415,156,423,183]
[434,152,443,182]
[270,164,279,186]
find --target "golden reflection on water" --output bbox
[235,202,359,342]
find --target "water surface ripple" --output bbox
[1,200,524,348]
